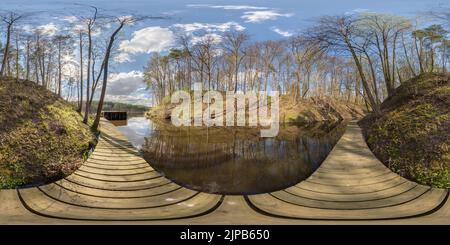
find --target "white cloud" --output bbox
[352,8,370,13]
[116,22,245,63]
[114,53,134,63]
[62,16,78,23]
[91,27,103,37]
[271,27,293,37]
[105,92,153,106]
[103,71,151,106]
[21,24,34,34]
[107,71,145,96]
[187,4,268,10]
[191,33,222,45]
[38,22,59,36]
[61,54,79,77]
[345,8,371,15]
[173,21,245,34]
[241,10,293,23]
[71,23,85,33]
[161,10,184,15]
[118,15,134,22]
[119,26,175,54]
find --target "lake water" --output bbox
[114,117,346,194]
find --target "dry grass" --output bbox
[147,94,365,125]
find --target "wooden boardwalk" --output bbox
[1,119,449,223]
[16,120,224,221]
[246,122,449,220]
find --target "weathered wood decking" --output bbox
[16,120,223,220]
[245,122,449,220]
[0,119,449,224]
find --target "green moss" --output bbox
[362,73,450,188]
[412,165,450,188]
[434,86,450,96]
[0,78,97,189]
[161,95,172,105]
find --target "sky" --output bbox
[1,0,448,106]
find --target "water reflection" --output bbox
[116,117,346,194]
[110,120,128,127]
[112,117,152,149]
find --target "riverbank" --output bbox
[360,73,450,188]
[0,78,97,188]
[146,95,365,125]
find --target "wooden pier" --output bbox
[103,111,127,121]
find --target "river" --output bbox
[113,117,346,194]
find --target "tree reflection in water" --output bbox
[117,117,347,194]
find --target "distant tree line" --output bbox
[89,101,148,113]
[144,12,450,114]
[0,7,448,127]
[0,7,153,131]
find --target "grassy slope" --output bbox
[360,73,450,188]
[0,78,97,188]
[147,94,365,124]
[279,96,364,124]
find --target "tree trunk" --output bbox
[92,22,125,131]
[34,60,40,85]
[0,25,12,77]
[364,51,380,104]
[89,60,105,106]
[234,56,238,93]
[414,37,424,73]
[391,32,398,92]
[78,32,83,113]
[402,34,416,77]
[26,40,30,80]
[83,26,93,124]
[430,46,434,72]
[58,40,62,96]
[15,32,19,80]
[345,37,379,115]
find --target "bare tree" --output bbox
[1,11,23,77]
[221,30,249,92]
[260,41,283,91]
[54,35,71,96]
[76,28,84,113]
[22,33,33,81]
[92,16,135,131]
[427,9,450,28]
[83,6,98,124]
[360,13,411,96]
[304,15,380,114]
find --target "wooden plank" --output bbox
[246,121,449,220]
[16,119,223,220]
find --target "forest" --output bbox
[1,2,450,227]
[0,7,143,131]
[144,12,449,114]
[0,9,447,118]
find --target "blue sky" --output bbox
[2,0,448,105]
